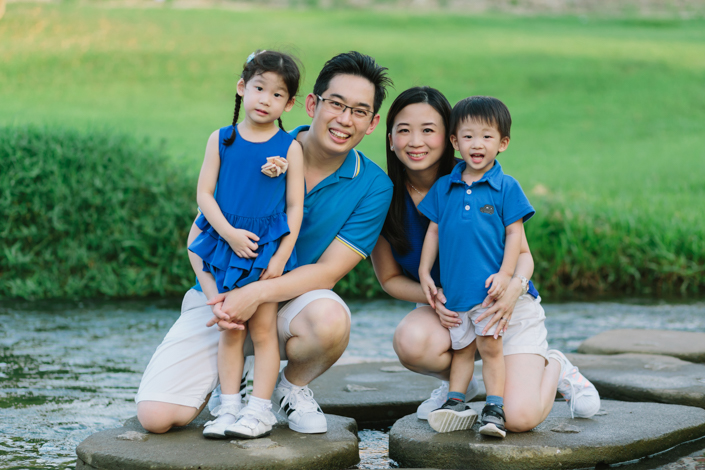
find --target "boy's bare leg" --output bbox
[247,302,280,399]
[476,336,505,398]
[448,341,477,396]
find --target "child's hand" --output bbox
[226,229,260,258]
[260,253,286,280]
[419,273,438,309]
[486,271,511,299]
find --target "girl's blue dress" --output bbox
[188,125,297,293]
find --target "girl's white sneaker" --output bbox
[225,403,278,439]
[202,403,242,439]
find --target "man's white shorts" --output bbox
[135,288,350,409]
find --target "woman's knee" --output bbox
[505,410,542,433]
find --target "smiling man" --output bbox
[135,51,393,436]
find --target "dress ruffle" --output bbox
[188,210,297,293]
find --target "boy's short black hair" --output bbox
[450,96,511,139]
[313,51,393,115]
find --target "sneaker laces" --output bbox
[557,366,585,419]
[282,386,320,414]
[428,381,449,402]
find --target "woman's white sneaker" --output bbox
[417,377,481,420]
[549,349,601,418]
[271,384,327,434]
[224,403,278,439]
[202,402,242,439]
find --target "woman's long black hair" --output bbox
[381,86,456,254]
[223,50,302,146]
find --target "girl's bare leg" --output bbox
[247,302,280,399]
[503,353,560,432]
[219,324,247,396]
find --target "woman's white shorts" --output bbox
[134,288,350,409]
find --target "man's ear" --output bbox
[305,93,317,119]
[236,78,246,97]
[498,136,510,153]
[450,134,460,151]
[365,114,381,136]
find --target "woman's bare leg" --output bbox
[503,353,560,432]
[393,306,452,380]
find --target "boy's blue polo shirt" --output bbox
[417,161,534,311]
[194,125,392,291]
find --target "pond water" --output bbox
[2,297,705,469]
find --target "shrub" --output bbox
[0,126,196,299]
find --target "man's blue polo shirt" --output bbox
[194,125,392,291]
[417,161,534,311]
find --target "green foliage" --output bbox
[0,126,196,299]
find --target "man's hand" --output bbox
[205,294,246,331]
[434,288,462,329]
[485,271,511,299]
[207,282,264,326]
[225,229,260,259]
[419,272,438,309]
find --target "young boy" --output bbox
[418,96,534,438]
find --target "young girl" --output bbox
[188,50,304,440]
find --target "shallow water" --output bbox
[1,297,705,469]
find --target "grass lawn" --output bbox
[2,3,705,296]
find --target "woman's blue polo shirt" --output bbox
[194,125,393,291]
[417,161,534,311]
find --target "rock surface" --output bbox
[389,400,705,470]
[568,353,705,409]
[76,409,359,470]
[310,361,486,426]
[579,329,705,363]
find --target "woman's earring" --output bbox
[390,145,394,151]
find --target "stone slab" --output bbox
[568,353,705,409]
[76,409,359,470]
[389,400,705,470]
[579,329,705,363]
[309,361,486,426]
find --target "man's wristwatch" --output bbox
[516,276,529,296]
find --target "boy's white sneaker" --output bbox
[549,349,601,418]
[416,377,481,420]
[202,402,242,439]
[224,403,278,439]
[271,384,327,434]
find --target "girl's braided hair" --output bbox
[223,50,302,147]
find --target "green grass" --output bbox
[2,4,705,297]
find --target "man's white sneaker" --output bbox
[224,403,278,439]
[416,377,481,420]
[271,384,327,434]
[549,349,601,418]
[203,402,242,439]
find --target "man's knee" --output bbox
[137,401,197,434]
[300,299,350,348]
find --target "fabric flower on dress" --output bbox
[261,156,288,178]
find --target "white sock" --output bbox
[220,393,242,407]
[248,395,272,411]
[279,371,298,390]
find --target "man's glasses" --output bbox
[316,95,373,120]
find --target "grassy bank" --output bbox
[1,4,704,298]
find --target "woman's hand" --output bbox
[475,277,523,338]
[434,288,462,329]
[260,253,286,280]
[225,229,260,259]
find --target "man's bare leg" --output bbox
[137,398,208,434]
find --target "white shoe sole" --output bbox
[224,428,272,439]
[428,409,478,433]
[202,429,228,439]
[479,422,506,438]
[288,420,327,434]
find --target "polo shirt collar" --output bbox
[448,160,504,191]
[289,125,361,180]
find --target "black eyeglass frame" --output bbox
[315,95,374,120]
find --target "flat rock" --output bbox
[579,329,705,363]
[76,409,359,470]
[568,353,705,409]
[389,400,705,470]
[309,361,486,426]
